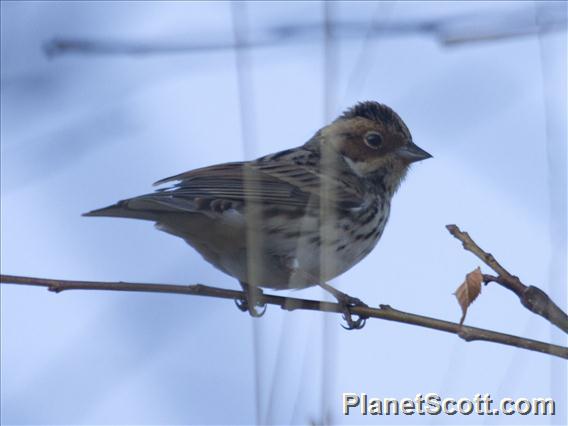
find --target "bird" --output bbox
[84,101,431,329]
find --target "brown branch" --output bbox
[446,224,568,334]
[1,274,567,360]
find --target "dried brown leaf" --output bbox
[454,267,483,325]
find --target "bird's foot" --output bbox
[337,294,369,330]
[319,283,369,330]
[235,283,267,318]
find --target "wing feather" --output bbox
[148,149,364,211]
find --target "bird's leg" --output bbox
[235,281,267,318]
[319,282,369,330]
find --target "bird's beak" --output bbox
[395,142,432,163]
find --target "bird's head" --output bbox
[318,101,431,183]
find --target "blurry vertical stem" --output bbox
[342,2,392,101]
[320,2,336,424]
[232,2,257,159]
[323,2,336,121]
[231,2,263,425]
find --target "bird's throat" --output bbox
[367,164,408,197]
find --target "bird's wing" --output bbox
[84,151,364,221]
[151,155,364,210]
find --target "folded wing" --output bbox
[84,149,364,220]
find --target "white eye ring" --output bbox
[364,132,383,149]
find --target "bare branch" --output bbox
[1,274,567,360]
[43,38,279,58]
[43,7,566,58]
[446,224,568,334]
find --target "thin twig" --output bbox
[1,274,567,359]
[446,224,568,334]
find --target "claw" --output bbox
[235,297,266,317]
[341,311,367,330]
[338,297,369,330]
[235,282,267,318]
[318,283,369,330]
[235,297,248,312]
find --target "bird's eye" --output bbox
[364,132,383,149]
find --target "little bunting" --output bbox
[85,101,432,329]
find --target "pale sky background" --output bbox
[1,1,567,425]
